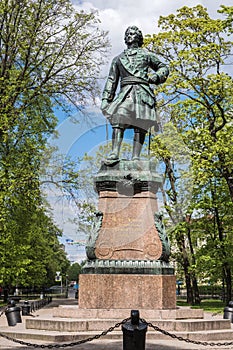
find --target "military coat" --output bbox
[101,47,169,129]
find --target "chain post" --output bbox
[122,310,147,350]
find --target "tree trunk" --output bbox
[183,259,193,304]
[186,218,200,305]
[163,157,196,305]
[213,198,232,304]
[224,264,232,304]
[224,173,233,204]
[177,230,194,304]
[192,276,201,305]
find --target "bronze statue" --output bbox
[101,25,169,161]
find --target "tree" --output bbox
[0,0,108,115]
[145,5,233,303]
[190,178,233,300]
[67,262,83,283]
[0,0,108,289]
[145,4,233,201]
[1,200,70,289]
[150,120,201,304]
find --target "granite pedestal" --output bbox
[79,160,176,309]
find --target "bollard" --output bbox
[122,310,147,350]
[22,300,31,316]
[30,301,35,312]
[5,300,22,326]
[223,301,233,323]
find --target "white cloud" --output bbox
[73,0,232,74]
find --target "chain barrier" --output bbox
[141,318,233,347]
[1,307,233,349]
[0,316,130,348]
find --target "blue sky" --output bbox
[53,107,137,160]
[49,0,233,263]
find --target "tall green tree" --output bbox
[145,4,233,200]
[190,178,233,302]
[0,0,108,289]
[146,5,233,303]
[150,120,201,304]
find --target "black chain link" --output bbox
[0,317,130,348]
[1,308,233,349]
[141,318,233,347]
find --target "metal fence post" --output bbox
[223,301,233,323]
[122,310,147,350]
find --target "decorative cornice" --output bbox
[81,259,174,275]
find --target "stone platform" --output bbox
[52,305,204,320]
[1,299,233,348]
[22,304,233,342]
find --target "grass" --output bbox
[177,299,226,314]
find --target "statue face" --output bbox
[125,28,139,46]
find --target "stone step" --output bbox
[52,306,204,320]
[25,317,231,333]
[0,329,120,342]
[2,328,233,343]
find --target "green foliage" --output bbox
[0,204,70,287]
[146,5,233,197]
[0,0,108,289]
[146,5,233,302]
[0,0,108,114]
[67,262,82,282]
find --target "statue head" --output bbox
[124,26,143,47]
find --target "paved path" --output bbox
[0,297,232,350]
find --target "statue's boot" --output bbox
[132,129,146,160]
[108,127,124,160]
